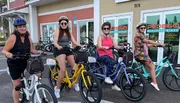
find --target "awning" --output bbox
[25,0,60,6]
[0,7,29,19]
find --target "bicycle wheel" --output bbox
[119,69,147,102]
[162,67,180,91]
[48,65,65,91]
[32,84,57,103]
[79,71,102,103]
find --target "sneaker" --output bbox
[112,84,121,91]
[74,83,80,92]
[104,77,113,84]
[54,86,60,98]
[139,83,143,87]
[151,82,160,91]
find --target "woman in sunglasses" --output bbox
[134,23,165,91]
[97,22,123,91]
[53,16,81,98]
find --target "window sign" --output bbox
[147,24,180,33]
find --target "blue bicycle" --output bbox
[86,47,147,102]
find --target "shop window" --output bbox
[78,20,94,44]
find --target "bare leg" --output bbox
[13,79,21,103]
[67,55,80,91]
[56,54,66,89]
[67,55,76,69]
[145,62,157,84]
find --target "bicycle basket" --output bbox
[123,51,133,66]
[26,57,44,74]
[74,51,88,64]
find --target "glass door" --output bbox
[163,11,180,64]
[143,13,163,62]
[103,15,132,45]
[78,20,94,44]
[117,16,131,45]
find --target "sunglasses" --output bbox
[103,28,110,30]
[140,27,146,30]
[61,22,67,26]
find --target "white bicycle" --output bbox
[7,53,57,103]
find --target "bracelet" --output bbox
[121,45,124,49]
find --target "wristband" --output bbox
[121,45,124,49]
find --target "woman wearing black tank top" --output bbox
[53,16,81,98]
[2,18,42,103]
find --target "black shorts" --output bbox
[7,59,27,80]
[53,47,73,57]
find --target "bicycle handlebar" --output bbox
[12,53,31,59]
[11,52,47,60]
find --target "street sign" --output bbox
[73,16,77,27]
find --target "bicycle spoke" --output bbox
[129,87,134,98]
[89,91,97,102]
[168,77,175,86]
[132,87,142,95]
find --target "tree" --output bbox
[0,0,9,40]
[173,16,177,23]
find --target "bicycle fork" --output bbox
[81,70,92,89]
[169,63,179,78]
[123,67,132,85]
[34,76,42,103]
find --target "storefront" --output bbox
[99,0,180,64]
[141,7,180,63]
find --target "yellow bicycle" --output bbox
[46,47,102,103]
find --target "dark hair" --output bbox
[11,30,29,36]
[101,22,111,30]
[58,23,71,40]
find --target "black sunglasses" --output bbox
[140,27,146,30]
[61,22,67,25]
[103,28,110,30]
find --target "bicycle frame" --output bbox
[60,64,91,89]
[21,73,42,103]
[90,61,131,84]
[132,56,178,79]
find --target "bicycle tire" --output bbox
[32,84,58,103]
[79,71,102,103]
[119,69,147,102]
[162,67,180,91]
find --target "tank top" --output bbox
[97,35,113,58]
[8,31,30,59]
[58,35,70,47]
